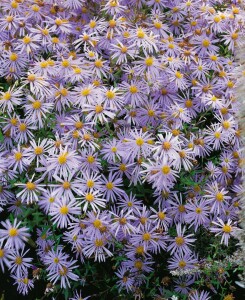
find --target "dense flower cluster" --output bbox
[0,0,244,299]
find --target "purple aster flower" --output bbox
[167,224,196,255]
[9,247,33,277]
[210,218,238,246]
[185,199,210,231]
[168,252,198,270]
[47,259,79,289]
[49,197,80,228]
[0,219,30,250]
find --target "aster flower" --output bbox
[47,146,80,178]
[210,218,238,246]
[15,177,46,204]
[185,199,210,231]
[47,259,79,288]
[0,219,30,250]
[167,224,196,255]
[79,190,106,213]
[83,237,113,262]
[11,272,34,295]
[49,197,80,229]
[168,252,198,270]
[0,85,22,112]
[9,247,33,277]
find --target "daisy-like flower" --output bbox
[153,132,181,159]
[0,85,22,112]
[47,146,80,178]
[83,237,113,262]
[15,177,46,204]
[124,128,154,160]
[120,80,149,107]
[11,272,34,295]
[168,252,198,270]
[110,209,136,237]
[49,197,80,229]
[47,259,79,288]
[80,190,106,212]
[142,157,179,192]
[0,219,30,250]
[204,181,231,214]
[185,199,210,232]
[167,224,196,255]
[9,247,33,277]
[210,218,238,246]
[111,40,137,64]
[115,266,134,292]
[100,172,126,202]
[24,95,53,128]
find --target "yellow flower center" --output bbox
[106,90,115,99]
[106,182,114,189]
[142,233,151,241]
[32,100,42,109]
[26,182,36,190]
[129,85,138,93]
[162,165,170,174]
[60,205,69,215]
[178,205,186,213]
[202,39,210,47]
[94,60,103,68]
[0,249,4,258]
[58,153,67,164]
[163,141,171,150]
[136,137,144,146]
[87,155,95,163]
[137,28,145,38]
[9,53,18,61]
[85,193,94,202]
[23,36,31,44]
[61,60,70,68]
[120,46,128,53]
[158,212,166,220]
[86,180,94,188]
[175,236,184,246]
[136,245,144,255]
[95,105,104,114]
[119,164,127,171]
[19,123,27,132]
[134,260,143,270]
[59,266,68,276]
[15,152,22,161]
[62,181,71,189]
[179,260,187,268]
[3,92,11,101]
[148,109,155,117]
[93,219,102,228]
[81,88,91,96]
[95,239,104,247]
[9,228,18,237]
[145,57,154,66]
[195,207,202,214]
[6,15,14,22]
[175,71,183,79]
[216,193,224,202]
[15,256,22,265]
[223,225,232,233]
[27,74,36,81]
[49,197,55,203]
